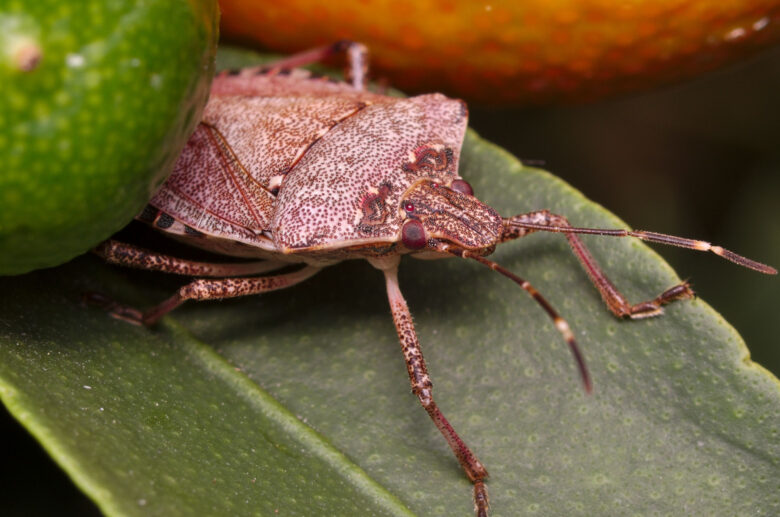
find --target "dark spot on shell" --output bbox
[278,68,292,76]
[184,225,204,237]
[156,213,174,229]
[444,147,454,165]
[138,204,158,222]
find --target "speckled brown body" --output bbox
[145,64,491,265]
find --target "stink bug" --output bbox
[91,42,776,516]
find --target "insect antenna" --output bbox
[440,244,592,394]
[510,221,777,275]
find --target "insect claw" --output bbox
[474,480,489,517]
[109,308,146,326]
[83,291,145,326]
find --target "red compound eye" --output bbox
[451,179,473,196]
[404,202,415,213]
[401,219,427,250]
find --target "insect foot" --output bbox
[82,291,146,326]
[93,42,776,517]
[375,256,490,517]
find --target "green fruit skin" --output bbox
[0,0,218,274]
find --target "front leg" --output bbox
[503,211,696,319]
[376,259,489,517]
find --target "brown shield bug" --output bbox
[91,41,777,516]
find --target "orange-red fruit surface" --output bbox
[220,0,780,104]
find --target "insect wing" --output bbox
[149,123,274,247]
[149,91,386,250]
[202,95,377,191]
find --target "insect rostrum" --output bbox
[93,42,776,517]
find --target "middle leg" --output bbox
[378,259,489,517]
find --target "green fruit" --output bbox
[0,0,218,274]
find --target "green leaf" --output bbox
[2,50,779,516]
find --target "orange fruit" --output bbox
[219,0,780,104]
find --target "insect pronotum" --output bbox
[91,41,776,516]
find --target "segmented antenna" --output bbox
[509,222,777,275]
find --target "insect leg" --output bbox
[502,211,692,318]
[143,265,322,325]
[90,252,320,326]
[441,245,591,393]
[380,262,489,517]
[254,40,368,90]
[502,210,777,318]
[95,240,290,277]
